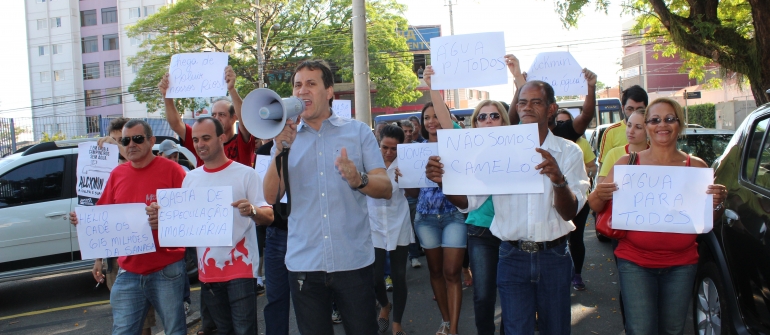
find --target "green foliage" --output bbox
[40,132,67,142]
[686,103,716,128]
[127,0,421,114]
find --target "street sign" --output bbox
[685,91,702,99]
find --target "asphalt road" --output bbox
[0,217,696,334]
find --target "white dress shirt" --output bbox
[460,131,590,242]
[367,161,415,250]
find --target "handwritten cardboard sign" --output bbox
[332,100,352,119]
[76,142,119,206]
[526,52,586,96]
[157,186,234,247]
[166,52,229,98]
[397,143,439,188]
[612,165,713,234]
[429,32,507,89]
[75,204,156,259]
[255,154,287,203]
[437,124,544,195]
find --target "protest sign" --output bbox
[255,154,287,203]
[397,143,439,188]
[437,124,544,195]
[76,142,119,206]
[429,32,507,89]
[75,204,155,259]
[526,52,586,96]
[157,186,234,247]
[166,52,229,98]
[612,165,714,234]
[332,100,352,119]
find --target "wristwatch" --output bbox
[552,175,568,188]
[357,172,369,189]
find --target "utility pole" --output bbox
[445,0,460,109]
[255,0,265,88]
[353,0,372,125]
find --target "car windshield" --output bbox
[677,133,732,166]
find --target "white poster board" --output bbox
[612,165,714,234]
[526,52,586,96]
[332,100,352,119]
[76,142,120,206]
[437,124,544,195]
[166,52,229,98]
[397,143,439,188]
[75,204,156,259]
[429,32,507,89]
[255,154,287,203]
[156,186,235,247]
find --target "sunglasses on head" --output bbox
[477,113,500,122]
[120,135,146,146]
[645,116,679,125]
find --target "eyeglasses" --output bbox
[120,135,146,146]
[477,113,501,122]
[645,116,679,125]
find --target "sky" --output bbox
[0,0,632,118]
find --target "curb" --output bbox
[155,311,201,335]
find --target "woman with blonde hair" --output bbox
[588,97,728,334]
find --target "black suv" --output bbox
[700,102,770,334]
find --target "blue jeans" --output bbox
[264,226,291,335]
[289,264,377,335]
[110,260,186,335]
[617,258,697,335]
[467,225,503,335]
[498,240,572,335]
[202,278,258,335]
[414,210,467,249]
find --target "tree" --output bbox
[557,0,770,105]
[127,0,421,115]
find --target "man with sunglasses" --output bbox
[597,85,648,164]
[70,120,188,335]
[159,66,256,168]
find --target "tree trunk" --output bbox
[748,0,770,105]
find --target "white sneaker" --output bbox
[410,258,422,268]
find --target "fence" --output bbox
[0,115,197,157]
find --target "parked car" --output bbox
[698,102,770,334]
[0,137,198,284]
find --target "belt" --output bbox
[507,234,569,253]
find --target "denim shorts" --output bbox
[414,210,467,249]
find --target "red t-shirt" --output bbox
[181,124,256,167]
[97,157,187,275]
[614,155,699,268]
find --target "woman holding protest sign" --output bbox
[597,109,649,184]
[405,65,465,335]
[588,97,727,335]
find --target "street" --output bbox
[0,217,695,335]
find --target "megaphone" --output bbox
[241,88,305,140]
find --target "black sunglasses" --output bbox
[120,135,146,146]
[645,116,679,125]
[477,113,501,122]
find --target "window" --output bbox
[101,7,117,24]
[50,17,61,28]
[746,117,770,185]
[54,70,64,81]
[105,87,122,105]
[130,35,142,46]
[38,46,47,56]
[85,89,101,107]
[103,34,119,51]
[36,19,47,30]
[128,7,141,19]
[40,71,50,83]
[104,60,120,77]
[143,6,155,16]
[80,9,96,26]
[52,44,62,55]
[0,158,65,208]
[81,36,97,53]
[131,63,140,73]
[83,62,99,80]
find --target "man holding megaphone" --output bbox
[261,60,393,334]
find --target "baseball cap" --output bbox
[159,139,179,156]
